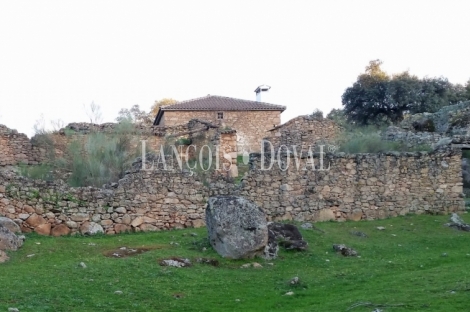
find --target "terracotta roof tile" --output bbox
[161,95,286,111]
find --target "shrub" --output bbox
[60,121,137,187]
[175,137,192,146]
[310,109,324,120]
[412,119,435,132]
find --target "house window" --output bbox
[217,112,224,119]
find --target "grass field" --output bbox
[1,214,470,311]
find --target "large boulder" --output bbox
[51,224,71,237]
[205,196,268,259]
[0,217,21,233]
[264,222,308,260]
[0,224,24,251]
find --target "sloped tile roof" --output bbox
[160,95,286,111]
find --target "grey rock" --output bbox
[350,230,368,238]
[79,262,87,268]
[0,224,24,251]
[300,223,313,230]
[264,222,307,260]
[290,277,299,285]
[0,217,21,233]
[446,213,470,231]
[333,244,358,257]
[206,196,268,259]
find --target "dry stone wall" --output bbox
[0,147,464,235]
[265,116,341,150]
[0,125,46,166]
[210,148,464,222]
[0,169,208,235]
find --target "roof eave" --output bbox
[161,107,286,112]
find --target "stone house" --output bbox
[153,94,286,152]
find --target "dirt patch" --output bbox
[103,246,161,258]
[172,293,185,299]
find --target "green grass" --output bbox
[339,133,432,153]
[2,214,470,311]
[18,163,55,181]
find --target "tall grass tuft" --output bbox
[63,121,136,187]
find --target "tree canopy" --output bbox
[116,98,177,125]
[341,60,470,125]
[150,98,177,116]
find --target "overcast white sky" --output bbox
[1,1,470,137]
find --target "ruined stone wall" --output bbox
[0,147,464,235]
[0,125,44,166]
[265,116,341,150]
[0,169,208,235]
[218,130,238,177]
[0,120,223,167]
[163,110,282,152]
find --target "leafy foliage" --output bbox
[326,108,347,126]
[116,98,177,126]
[116,104,153,125]
[309,108,324,120]
[150,98,177,116]
[342,60,470,125]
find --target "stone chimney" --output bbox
[254,85,271,102]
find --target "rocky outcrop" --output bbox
[205,196,268,259]
[399,101,470,135]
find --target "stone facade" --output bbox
[162,110,281,152]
